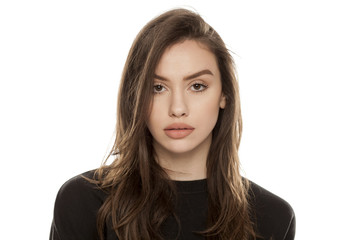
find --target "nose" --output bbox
[169,90,188,118]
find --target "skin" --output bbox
[147,40,226,181]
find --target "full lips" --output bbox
[164,128,194,139]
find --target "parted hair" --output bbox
[89,8,257,240]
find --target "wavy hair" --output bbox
[89,8,257,240]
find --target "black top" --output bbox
[50,170,295,240]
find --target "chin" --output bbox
[164,144,197,155]
[165,139,208,155]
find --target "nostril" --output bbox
[171,112,187,117]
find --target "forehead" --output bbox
[155,40,220,79]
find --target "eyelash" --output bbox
[153,82,208,94]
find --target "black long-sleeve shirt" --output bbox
[50,170,295,239]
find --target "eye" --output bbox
[153,84,166,94]
[190,83,208,92]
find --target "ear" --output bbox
[219,93,226,109]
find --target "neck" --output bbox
[154,134,211,181]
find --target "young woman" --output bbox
[50,8,295,240]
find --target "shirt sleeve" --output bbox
[249,180,296,240]
[50,172,105,240]
[284,213,296,240]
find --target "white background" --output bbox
[1,0,359,239]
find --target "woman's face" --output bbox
[147,40,226,157]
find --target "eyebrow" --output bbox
[154,69,214,81]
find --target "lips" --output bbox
[164,123,195,139]
[165,123,195,130]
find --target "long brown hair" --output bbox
[90,8,256,240]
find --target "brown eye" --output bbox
[190,83,208,92]
[193,84,201,90]
[153,84,165,94]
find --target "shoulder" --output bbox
[54,170,107,211]
[50,170,107,240]
[248,180,296,240]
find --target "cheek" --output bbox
[193,97,221,123]
[147,101,165,130]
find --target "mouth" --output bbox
[164,123,195,131]
[164,124,195,139]
[165,128,194,130]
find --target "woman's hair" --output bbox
[90,8,256,240]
